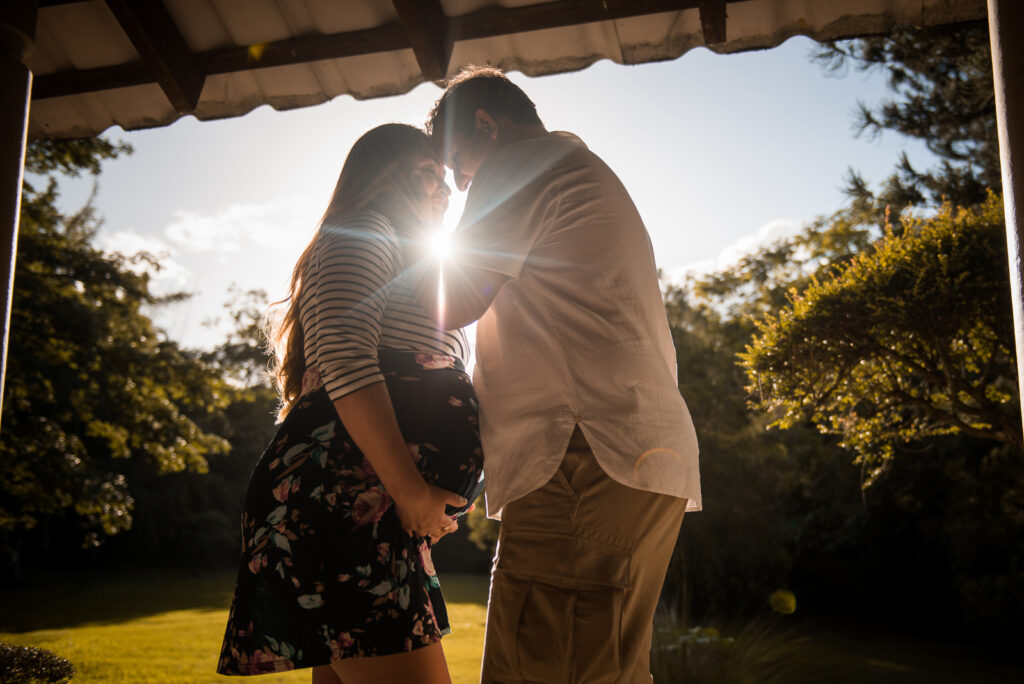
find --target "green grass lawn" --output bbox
[5,568,1021,683]
[0,569,489,684]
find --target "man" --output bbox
[424,66,701,684]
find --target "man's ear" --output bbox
[474,109,499,140]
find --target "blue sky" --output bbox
[40,36,936,350]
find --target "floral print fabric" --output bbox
[217,352,483,676]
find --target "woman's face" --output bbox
[412,156,451,226]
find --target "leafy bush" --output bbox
[0,643,74,684]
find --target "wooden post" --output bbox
[988,0,1024,430]
[0,1,36,430]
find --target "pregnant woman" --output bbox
[218,123,483,683]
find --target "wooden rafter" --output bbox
[103,0,204,113]
[392,0,452,81]
[699,0,727,44]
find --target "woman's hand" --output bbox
[393,482,466,540]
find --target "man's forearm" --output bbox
[411,257,509,329]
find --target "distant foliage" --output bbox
[0,643,74,684]
[105,288,281,566]
[463,493,499,557]
[742,194,1019,479]
[1,139,231,552]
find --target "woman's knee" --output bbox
[329,642,451,684]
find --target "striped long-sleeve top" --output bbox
[299,211,469,401]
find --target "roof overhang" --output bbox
[26,0,987,139]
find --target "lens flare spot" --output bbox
[769,589,797,614]
[632,448,679,475]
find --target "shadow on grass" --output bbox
[0,568,240,632]
[1,568,489,634]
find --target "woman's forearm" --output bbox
[331,382,465,539]
[331,382,428,505]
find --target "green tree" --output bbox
[742,195,1018,474]
[814,20,997,218]
[0,139,231,556]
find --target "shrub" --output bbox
[0,643,74,684]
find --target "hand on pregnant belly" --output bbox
[394,481,467,539]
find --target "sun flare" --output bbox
[429,229,454,262]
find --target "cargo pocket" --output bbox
[486,528,629,683]
[482,569,533,681]
[516,577,575,682]
[520,579,623,684]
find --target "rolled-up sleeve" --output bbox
[300,214,401,401]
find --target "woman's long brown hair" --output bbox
[268,123,435,420]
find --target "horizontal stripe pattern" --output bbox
[300,212,469,402]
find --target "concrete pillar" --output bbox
[988,0,1024,432]
[0,2,36,430]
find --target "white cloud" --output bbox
[95,230,190,292]
[96,230,170,257]
[667,217,804,283]
[165,199,317,253]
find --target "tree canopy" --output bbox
[813,21,997,215]
[0,141,232,550]
[742,193,1019,477]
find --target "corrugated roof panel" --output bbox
[310,50,424,102]
[164,0,229,52]
[451,21,623,78]
[30,84,177,138]
[212,0,297,46]
[301,0,397,34]
[30,1,138,71]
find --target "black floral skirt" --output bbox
[217,352,483,676]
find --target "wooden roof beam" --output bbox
[392,0,452,81]
[700,1,727,44]
[103,0,204,113]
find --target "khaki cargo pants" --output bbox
[480,428,687,684]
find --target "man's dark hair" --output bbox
[427,65,543,139]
